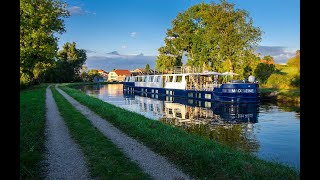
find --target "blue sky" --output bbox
[58,0,300,70]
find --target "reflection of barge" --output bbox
[123,68,260,103]
[123,91,259,123]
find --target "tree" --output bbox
[87,69,100,82]
[55,42,87,82]
[287,50,300,70]
[145,63,150,74]
[262,55,275,64]
[155,0,262,79]
[254,63,275,84]
[20,0,69,86]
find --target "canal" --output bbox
[75,83,300,169]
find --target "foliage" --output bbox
[265,73,291,89]
[254,63,275,84]
[87,69,101,81]
[287,54,300,71]
[291,74,300,88]
[155,47,182,72]
[20,0,69,86]
[145,63,150,74]
[155,0,262,78]
[262,55,275,64]
[20,67,32,89]
[264,50,300,89]
[53,42,87,82]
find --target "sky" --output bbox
[58,0,300,71]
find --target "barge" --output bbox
[123,68,260,103]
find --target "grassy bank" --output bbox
[51,87,150,179]
[260,87,300,103]
[60,85,299,179]
[20,84,48,179]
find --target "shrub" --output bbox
[20,72,31,89]
[254,63,275,84]
[291,74,300,88]
[266,74,291,89]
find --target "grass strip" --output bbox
[20,84,48,179]
[51,86,150,179]
[260,87,300,103]
[60,85,299,179]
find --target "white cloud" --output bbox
[121,45,127,49]
[255,46,298,64]
[68,6,96,16]
[130,32,137,38]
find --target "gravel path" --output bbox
[44,86,91,180]
[56,86,191,180]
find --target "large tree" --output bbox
[145,63,150,74]
[155,0,262,78]
[20,0,69,86]
[55,42,87,82]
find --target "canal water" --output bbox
[75,84,300,169]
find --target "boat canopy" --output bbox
[185,71,238,76]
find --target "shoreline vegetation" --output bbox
[58,83,299,179]
[260,87,300,104]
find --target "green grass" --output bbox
[50,86,150,179]
[20,84,48,179]
[60,85,300,179]
[260,87,300,103]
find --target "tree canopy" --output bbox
[20,0,69,87]
[155,0,262,78]
[54,42,87,82]
[145,63,150,74]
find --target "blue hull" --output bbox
[123,82,260,103]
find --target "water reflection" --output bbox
[123,90,260,153]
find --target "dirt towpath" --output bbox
[56,86,191,180]
[44,86,91,179]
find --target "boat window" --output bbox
[167,76,174,82]
[144,76,148,82]
[156,76,161,82]
[175,76,182,82]
[135,77,138,82]
[150,76,154,82]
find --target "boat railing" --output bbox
[153,66,203,75]
[186,82,221,91]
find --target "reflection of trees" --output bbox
[276,101,300,116]
[260,101,300,118]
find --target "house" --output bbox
[98,69,108,81]
[130,68,145,76]
[108,69,131,82]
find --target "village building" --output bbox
[108,69,131,82]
